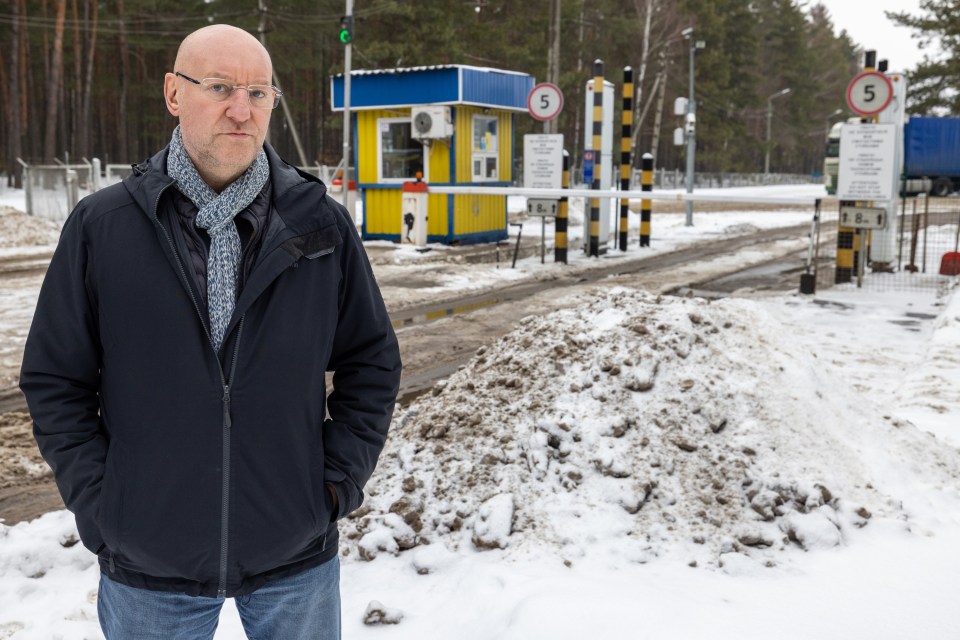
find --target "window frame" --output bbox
[471,114,499,182]
[376,116,427,184]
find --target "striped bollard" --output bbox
[640,153,653,247]
[619,66,633,252]
[589,59,603,257]
[556,150,569,264]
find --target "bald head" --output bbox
[174,25,272,79]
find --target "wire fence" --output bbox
[18,159,342,224]
[813,196,960,294]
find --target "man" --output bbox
[20,24,401,639]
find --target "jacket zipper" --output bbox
[217,317,244,598]
[149,186,244,598]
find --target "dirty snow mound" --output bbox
[0,206,60,247]
[345,288,960,569]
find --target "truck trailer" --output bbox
[902,117,960,197]
[825,116,960,197]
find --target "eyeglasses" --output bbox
[175,71,283,110]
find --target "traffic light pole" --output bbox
[341,0,355,222]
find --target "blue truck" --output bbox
[903,117,960,197]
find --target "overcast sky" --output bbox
[813,0,936,72]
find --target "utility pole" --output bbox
[682,28,704,227]
[341,0,355,222]
[546,0,561,134]
[257,0,306,163]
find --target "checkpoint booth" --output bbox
[331,65,534,244]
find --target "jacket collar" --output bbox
[125,141,330,228]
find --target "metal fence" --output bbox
[649,169,823,190]
[19,159,342,223]
[18,159,98,224]
[812,196,960,293]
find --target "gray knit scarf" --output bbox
[166,125,270,352]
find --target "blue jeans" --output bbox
[97,557,341,640]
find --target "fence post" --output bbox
[91,158,102,191]
[17,159,31,216]
[66,169,80,212]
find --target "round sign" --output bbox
[527,83,564,121]
[846,72,893,116]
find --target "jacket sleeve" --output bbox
[19,203,106,554]
[323,208,401,519]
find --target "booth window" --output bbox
[471,115,498,181]
[378,118,425,182]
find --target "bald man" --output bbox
[21,24,401,639]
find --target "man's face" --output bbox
[164,29,273,191]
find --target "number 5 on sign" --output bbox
[527,83,564,121]
[846,71,893,117]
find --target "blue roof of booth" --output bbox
[331,65,535,112]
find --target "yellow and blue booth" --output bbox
[331,65,534,244]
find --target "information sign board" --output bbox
[582,150,595,185]
[837,123,896,202]
[523,134,564,190]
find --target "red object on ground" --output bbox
[331,179,357,191]
[940,252,960,276]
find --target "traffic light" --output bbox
[338,15,353,44]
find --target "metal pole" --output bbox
[342,0,355,222]
[547,0,561,135]
[685,40,695,227]
[764,88,790,178]
[764,97,772,176]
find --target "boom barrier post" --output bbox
[640,153,653,247]
[589,59,603,257]
[619,66,633,251]
[556,150,569,264]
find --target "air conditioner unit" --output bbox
[411,106,452,140]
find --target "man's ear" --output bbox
[164,73,181,117]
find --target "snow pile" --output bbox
[0,206,60,247]
[345,287,960,570]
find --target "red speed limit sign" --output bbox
[846,71,893,116]
[527,83,564,121]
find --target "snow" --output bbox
[0,182,959,639]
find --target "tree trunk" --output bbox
[8,0,22,186]
[42,0,67,161]
[69,0,81,156]
[116,0,129,161]
[631,0,654,168]
[80,0,98,160]
[650,55,668,168]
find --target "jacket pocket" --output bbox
[96,449,124,553]
[310,434,331,531]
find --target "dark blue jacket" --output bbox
[20,144,401,598]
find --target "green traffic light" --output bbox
[339,16,352,44]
